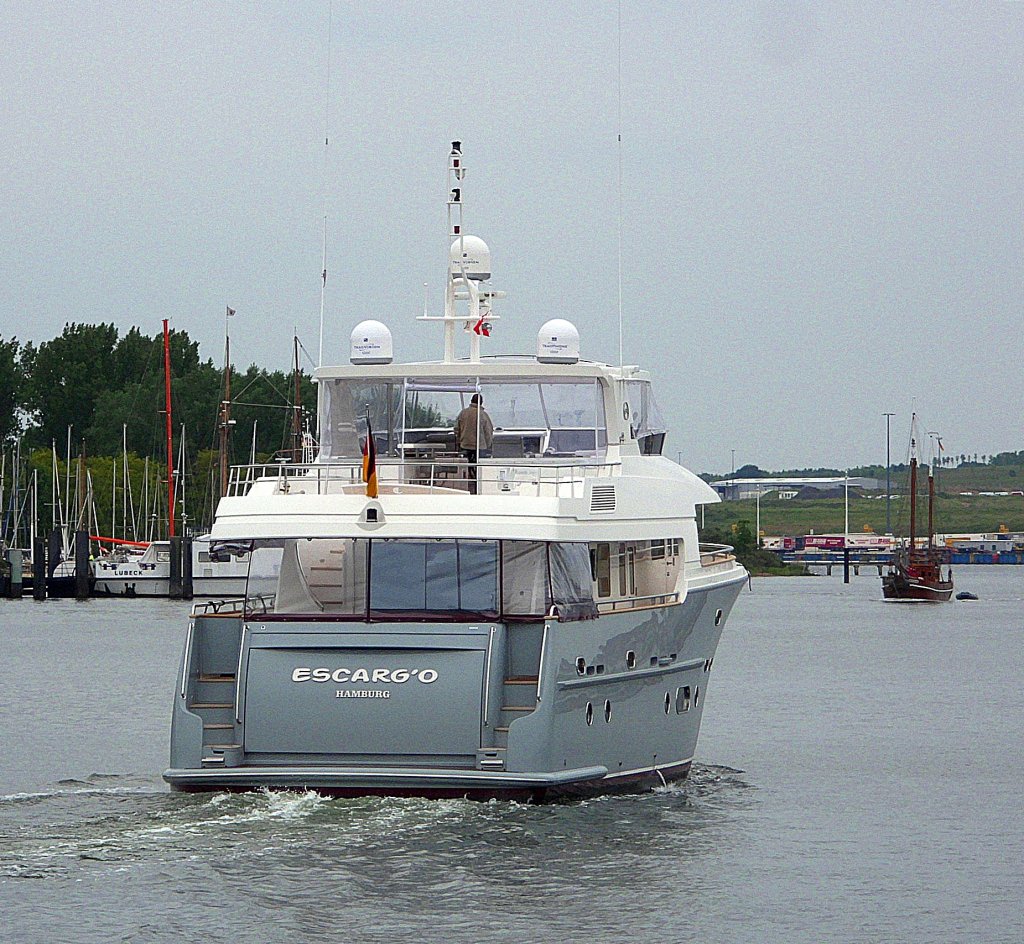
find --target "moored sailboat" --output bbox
[882,418,953,602]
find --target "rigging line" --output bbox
[230,372,291,406]
[616,0,624,371]
[318,0,334,369]
[297,335,318,370]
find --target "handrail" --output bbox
[179,620,195,699]
[190,598,246,617]
[698,543,736,567]
[596,592,680,614]
[481,626,495,729]
[535,623,549,704]
[233,624,248,724]
[224,458,621,500]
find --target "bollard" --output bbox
[33,538,47,600]
[74,530,90,600]
[7,549,24,599]
[181,534,193,601]
[168,536,183,600]
[843,548,850,584]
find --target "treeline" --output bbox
[0,323,315,459]
[724,456,1024,480]
[1,323,316,538]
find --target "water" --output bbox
[1,569,1022,943]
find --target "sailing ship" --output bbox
[882,418,953,602]
[163,143,747,799]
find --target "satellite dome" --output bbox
[449,235,491,281]
[350,321,393,364]
[537,319,580,364]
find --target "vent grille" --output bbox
[590,484,616,513]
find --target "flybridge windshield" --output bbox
[319,376,608,461]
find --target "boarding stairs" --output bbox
[190,672,239,767]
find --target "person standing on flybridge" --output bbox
[454,394,493,494]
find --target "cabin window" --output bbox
[245,545,285,614]
[596,543,611,598]
[548,542,599,621]
[369,539,498,617]
[501,541,548,617]
[246,537,596,622]
[623,380,668,455]
[617,543,627,596]
[197,551,210,563]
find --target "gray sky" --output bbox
[2,2,1021,471]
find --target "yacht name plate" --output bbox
[291,667,439,684]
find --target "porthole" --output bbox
[604,699,612,722]
[714,609,723,627]
[663,692,671,714]
[675,685,691,713]
[586,702,594,726]
[586,664,596,676]
[626,650,636,669]
[694,686,700,707]
[576,657,586,676]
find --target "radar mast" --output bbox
[418,142,505,363]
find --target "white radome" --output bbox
[350,320,394,364]
[537,319,580,364]
[449,235,491,281]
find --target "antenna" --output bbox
[616,0,624,370]
[317,0,334,368]
[417,142,504,363]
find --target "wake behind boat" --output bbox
[163,143,746,799]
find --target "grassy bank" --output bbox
[701,493,1024,538]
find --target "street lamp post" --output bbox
[755,486,761,549]
[844,471,850,539]
[883,413,895,535]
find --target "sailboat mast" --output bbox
[909,456,917,549]
[163,318,175,538]
[927,471,935,547]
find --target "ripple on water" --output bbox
[0,764,755,890]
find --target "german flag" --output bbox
[362,417,378,498]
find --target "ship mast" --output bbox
[162,319,175,538]
[927,468,935,548]
[218,307,234,497]
[908,428,917,550]
[292,333,302,460]
[418,142,503,363]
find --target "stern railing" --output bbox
[224,458,620,500]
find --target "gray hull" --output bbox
[165,574,745,800]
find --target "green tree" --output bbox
[22,323,120,448]
[0,336,22,444]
